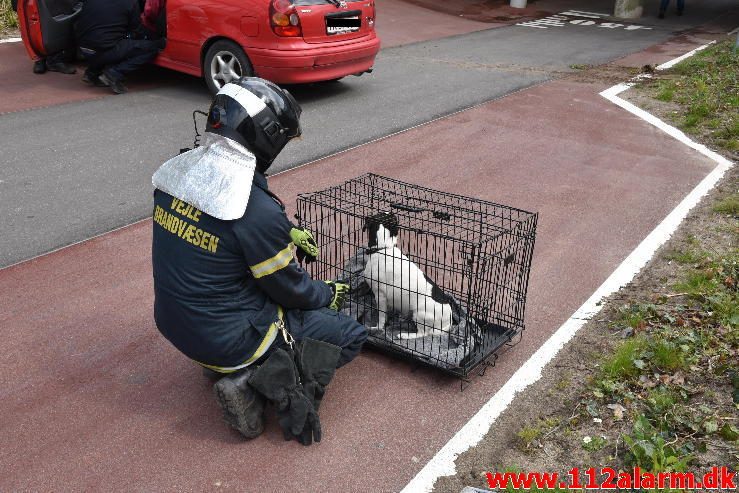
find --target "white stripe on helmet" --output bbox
[218,83,268,117]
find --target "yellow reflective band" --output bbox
[195,307,284,374]
[249,244,293,279]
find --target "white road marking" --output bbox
[518,11,651,30]
[655,40,715,69]
[0,37,22,44]
[401,42,732,493]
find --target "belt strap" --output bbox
[196,306,284,374]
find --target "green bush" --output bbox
[1,0,19,32]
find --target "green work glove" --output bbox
[290,227,319,264]
[324,281,349,311]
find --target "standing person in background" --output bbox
[659,0,684,18]
[75,0,164,94]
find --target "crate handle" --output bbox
[390,203,452,221]
[390,203,424,213]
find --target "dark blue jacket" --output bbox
[151,173,332,369]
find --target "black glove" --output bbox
[297,338,342,412]
[248,348,321,446]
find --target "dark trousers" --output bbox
[286,307,368,368]
[81,38,161,81]
[659,0,684,11]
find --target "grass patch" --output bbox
[0,0,18,33]
[664,248,704,264]
[713,193,739,215]
[582,435,607,452]
[602,336,647,379]
[516,417,560,450]
[590,241,737,472]
[650,340,686,372]
[641,38,739,154]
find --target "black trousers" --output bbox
[82,38,162,81]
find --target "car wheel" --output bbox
[203,40,253,95]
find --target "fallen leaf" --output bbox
[607,403,627,421]
[720,424,739,441]
[704,420,719,434]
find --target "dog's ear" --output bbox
[382,212,400,237]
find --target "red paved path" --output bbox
[0,70,719,490]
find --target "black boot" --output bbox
[658,8,665,18]
[46,61,77,74]
[213,368,265,439]
[33,59,47,74]
[100,69,128,94]
[82,70,107,87]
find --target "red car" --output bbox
[18,0,380,93]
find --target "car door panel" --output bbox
[18,0,81,59]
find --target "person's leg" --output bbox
[658,0,669,17]
[286,307,368,367]
[676,0,684,14]
[80,45,124,84]
[45,50,76,74]
[105,39,163,80]
[33,58,47,74]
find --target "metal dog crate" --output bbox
[296,174,537,378]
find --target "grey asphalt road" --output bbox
[0,14,705,267]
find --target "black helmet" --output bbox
[205,77,302,172]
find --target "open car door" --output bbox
[18,0,82,60]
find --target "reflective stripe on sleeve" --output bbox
[249,244,293,279]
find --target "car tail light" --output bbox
[369,1,376,27]
[270,0,302,37]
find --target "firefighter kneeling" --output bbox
[151,78,367,445]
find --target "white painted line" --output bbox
[0,37,22,44]
[656,40,715,70]
[401,42,733,493]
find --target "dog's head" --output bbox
[363,212,399,249]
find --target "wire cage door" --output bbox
[296,174,537,378]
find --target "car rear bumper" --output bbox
[249,36,380,84]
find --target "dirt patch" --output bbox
[433,40,738,493]
[0,28,19,39]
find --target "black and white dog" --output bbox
[363,212,454,339]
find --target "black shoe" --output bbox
[82,70,107,87]
[46,61,77,74]
[676,8,683,15]
[99,70,128,94]
[658,9,665,18]
[33,59,47,74]
[213,369,265,439]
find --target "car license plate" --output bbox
[325,16,360,35]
